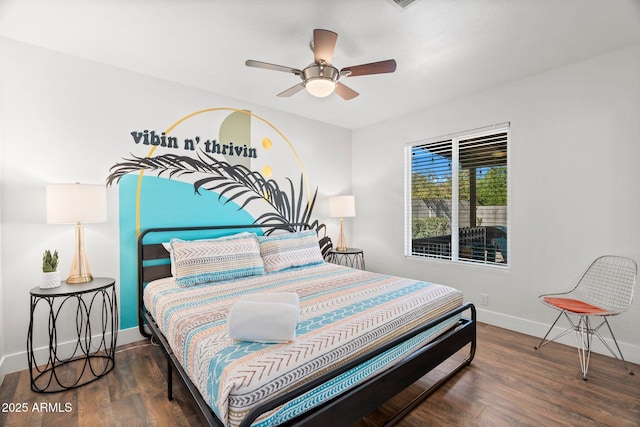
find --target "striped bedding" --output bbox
[144,262,463,427]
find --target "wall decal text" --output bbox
[130,130,257,158]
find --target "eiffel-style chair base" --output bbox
[534,310,634,380]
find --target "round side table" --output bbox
[327,248,365,270]
[27,277,118,392]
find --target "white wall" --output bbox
[0,37,352,374]
[352,45,640,363]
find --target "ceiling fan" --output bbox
[245,29,396,100]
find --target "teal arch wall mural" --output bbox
[108,108,318,329]
[117,175,256,327]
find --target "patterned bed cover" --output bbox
[144,262,463,427]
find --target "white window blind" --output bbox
[405,124,509,266]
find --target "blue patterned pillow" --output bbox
[163,232,255,276]
[258,230,324,273]
[171,236,264,287]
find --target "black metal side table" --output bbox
[327,248,365,270]
[27,277,118,392]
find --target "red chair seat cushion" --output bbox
[543,297,607,314]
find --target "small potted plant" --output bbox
[41,249,60,289]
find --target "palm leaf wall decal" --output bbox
[108,152,319,232]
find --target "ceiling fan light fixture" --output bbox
[305,77,336,97]
[303,64,339,98]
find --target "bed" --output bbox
[138,224,476,426]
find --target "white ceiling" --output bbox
[1,0,639,129]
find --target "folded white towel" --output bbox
[227,293,300,343]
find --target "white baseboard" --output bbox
[0,326,145,379]
[477,307,640,365]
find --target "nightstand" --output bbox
[27,277,118,392]
[327,248,365,270]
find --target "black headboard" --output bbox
[136,223,311,337]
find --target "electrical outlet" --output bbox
[480,293,489,306]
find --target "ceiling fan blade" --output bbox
[277,83,305,97]
[313,29,338,64]
[341,59,397,77]
[334,82,359,100]
[245,60,302,75]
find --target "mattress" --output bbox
[144,262,463,426]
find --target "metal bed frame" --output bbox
[137,224,476,427]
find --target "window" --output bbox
[405,124,509,266]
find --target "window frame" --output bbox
[404,123,511,268]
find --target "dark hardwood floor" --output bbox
[1,323,638,426]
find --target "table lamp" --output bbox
[46,183,107,283]
[329,195,356,251]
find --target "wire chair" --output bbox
[534,255,637,379]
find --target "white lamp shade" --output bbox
[329,195,356,218]
[46,183,107,224]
